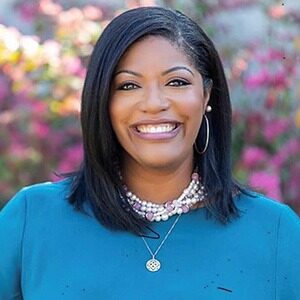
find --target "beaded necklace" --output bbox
[122,171,206,222]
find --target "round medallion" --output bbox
[146,258,161,272]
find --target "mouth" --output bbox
[131,121,181,140]
[135,123,178,134]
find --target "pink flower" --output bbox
[272,152,286,168]
[248,170,282,201]
[283,138,300,156]
[263,118,290,142]
[270,69,289,89]
[82,5,103,20]
[57,144,83,173]
[273,138,300,168]
[31,101,48,114]
[9,141,30,159]
[245,68,270,89]
[39,0,62,16]
[268,49,285,61]
[31,121,50,138]
[62,56,83,76]
[0,76,9,104]
[242,146,269,168]
[126,0,157,9]
[268,5,286,19]
[245,68,288,90]
[257,49,284,63]
[17,3,39,21]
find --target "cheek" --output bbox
[109,95,127,123]
[178,93,204,121]
[109,97,133,150]
[178,94,205,138]
[109,93,135,122]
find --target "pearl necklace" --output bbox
[123,172,206,222]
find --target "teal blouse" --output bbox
[1,179,300,299]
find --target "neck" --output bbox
[121,158,195,205]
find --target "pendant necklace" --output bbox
[119,169,206,272]
[141,214,181,272]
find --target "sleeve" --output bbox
[0,189,27,300]
[276,204,300,300]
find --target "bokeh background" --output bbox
[0,0,299,213]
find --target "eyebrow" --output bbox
[114,66,194,77]
[114,70,142,77]
[162,66,194,76]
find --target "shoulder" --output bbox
[0,178,94,246]
[234,191,298,223]
[229,191,299,238]
[21,178,72,199]
[1,179,73,217]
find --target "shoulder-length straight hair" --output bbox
[68,6,242,234]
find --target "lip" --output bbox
[130,119,182,140]
[131,119,181,127]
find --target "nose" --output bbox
[139,84,170,113]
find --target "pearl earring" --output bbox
[206,105,212,112]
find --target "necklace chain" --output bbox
[141,214,181,272]
[142,214,181,257]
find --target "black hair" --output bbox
[68,6,243,235]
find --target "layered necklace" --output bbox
[121,170,206,272]
[123,171,206,222]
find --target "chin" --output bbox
[136,152,189,170]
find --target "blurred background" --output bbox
[0,0,299,213]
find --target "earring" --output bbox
[206,105,212,112]
[194,115,210,155]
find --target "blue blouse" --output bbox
[1,179,300,299]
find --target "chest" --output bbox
[21,216,277,300]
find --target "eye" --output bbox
[167,79,191,87]
[117,82,140,91]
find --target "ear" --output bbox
[203,81,212,109]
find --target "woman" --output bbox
[1,6,299,300]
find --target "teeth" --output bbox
[136,123,176,133]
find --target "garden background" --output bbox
[0,0,299,214]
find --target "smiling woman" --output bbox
[0,6,300,300]
[110,36,209,185]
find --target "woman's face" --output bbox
[109,36,210,171]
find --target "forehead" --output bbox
[116,35,195,70]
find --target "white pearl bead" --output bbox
[162,214,169,221]
[123,171,206,222]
